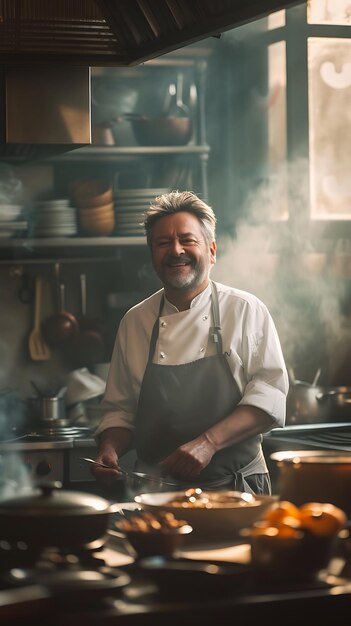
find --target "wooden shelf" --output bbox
[50,144,210,162]
[0,236,146,248]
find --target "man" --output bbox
[93,191,288,494]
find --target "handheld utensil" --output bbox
[28,276,50,361]
[79,457,117,470]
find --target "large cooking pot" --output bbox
[271,450,351,517]
[287,382,351,424]
[0,481,120,549]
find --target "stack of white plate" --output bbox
[0,204,28,238]
[30,199,78,238]
[114,188,169,237]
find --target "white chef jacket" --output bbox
[95,281,289,438]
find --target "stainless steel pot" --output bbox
[315,387,351,420]
[287,382,351,424]
[28,395,71,428]
[286,381,327,424]
[0,481,120,549]
[271,450,351,517]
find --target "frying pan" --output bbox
[64,274,105,368]
[41,263,79,348]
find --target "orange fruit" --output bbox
[265,500,301,525]
[275,514,303,532]
[299,502,347,537]
[274,517,303,538]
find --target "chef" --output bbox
[93,191,289,494]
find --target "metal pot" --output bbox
[114,113,192,146]
[315,387,351,421]
[29,395,65,420]
[287,382,351,424]
[271,450,351,517]
[286,381,329,424]
[0,481,120,549]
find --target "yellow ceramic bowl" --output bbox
[72,178,113,208]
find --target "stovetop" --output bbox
[267,422,351,452]
[0,427,95,451]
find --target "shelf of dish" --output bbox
[49,145,211,162]
[0,236,146,248]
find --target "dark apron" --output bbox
[134,281,271,495]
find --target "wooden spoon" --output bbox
[28,276,50,361]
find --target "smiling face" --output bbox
[150,211,216,306]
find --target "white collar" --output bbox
[163,282,212,313]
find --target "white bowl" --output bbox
[135,491,277,544]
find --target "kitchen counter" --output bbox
[2,514,351,626]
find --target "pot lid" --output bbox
[0,481,111,516]
[6,565,131,594]
[271,450,351,465]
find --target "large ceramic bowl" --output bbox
[134,490,277,544]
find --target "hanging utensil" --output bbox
[17,270,34,304]
[171,71,190,117]
[41,263,79,348]
[64,274,105,368]
[28,276,50,361]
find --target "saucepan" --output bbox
[287,381,351,424]
[0,481,121,549]
[271,450,351,517]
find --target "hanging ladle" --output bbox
[41,263,79,348]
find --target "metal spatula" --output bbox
[28,277,50,361]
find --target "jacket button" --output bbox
[160,352,166,359]
[161,321,167,327]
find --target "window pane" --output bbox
[267,40,288,220]
[308,0,351,25]
[308,38,351,218]
[268,10,286,29]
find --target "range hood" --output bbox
[0,0,301,160]
[0,0,302,67]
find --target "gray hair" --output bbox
[143,190,216,246]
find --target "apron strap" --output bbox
[147,281,223,363]
[209,280,223,355]
[147,294,164,364]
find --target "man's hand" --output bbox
[91,446,122,485]
[92,427,133,485]
[159,433,217,479]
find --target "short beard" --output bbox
[162,265,206,290]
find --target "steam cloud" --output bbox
[212,158,346,385]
